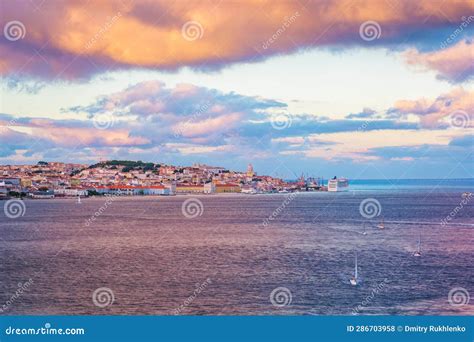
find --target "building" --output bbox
[247,163,255,177]
[241,185,257,194]
[175,185,205,194]
[30,190,55,199]
[94,185,169,196]
[0,181,8,198]
[215,183,241,193]
[203,182,216,194]
[54,188,89,197]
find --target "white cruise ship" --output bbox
[327,176,349,192]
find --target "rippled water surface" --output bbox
[1,189,473,315]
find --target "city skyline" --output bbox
[1,1,473,179]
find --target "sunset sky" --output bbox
[1,0,473,179]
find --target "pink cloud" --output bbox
[404,39,474,82]
[391,88,473,128]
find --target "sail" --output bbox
[354,254,358,279]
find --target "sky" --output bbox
[0,0,473,179]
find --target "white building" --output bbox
[203,182,216,194]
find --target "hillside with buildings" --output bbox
[0,161,325,199]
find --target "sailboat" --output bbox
[413,234,421,257]
[376,216,384,229]
[77,196,82,204]
[350,253,358,286]
[361,222,367,235]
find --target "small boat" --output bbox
[361,222,367,235]
[376,216,385,229]
[413,234,421,257]
[350,253,358,286]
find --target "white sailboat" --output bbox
[77,196,82,204]
[413,234,421,257]
[376,216,384,229]
[350,253,358,286]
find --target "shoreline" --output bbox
[1,187,472,201]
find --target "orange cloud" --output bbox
[1,0,472,79]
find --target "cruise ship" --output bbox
[327,176,349,192]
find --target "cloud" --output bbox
[1,0,473,79]
[66,81,286,142]
[449,134,474,147]
[404,39,474,82]
[278,128,470,162]
[345,107,377,119]
[389,87,473,128]
[2,80,471,166]
[0,113,150,158]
